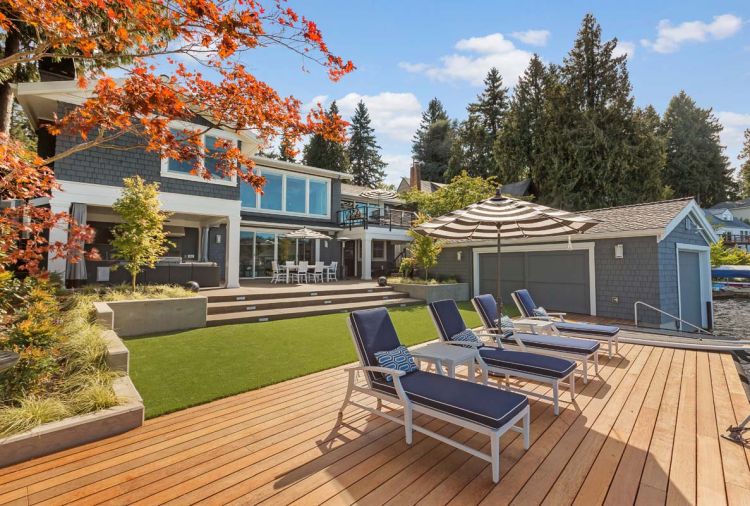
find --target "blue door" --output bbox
[678,251,703,329]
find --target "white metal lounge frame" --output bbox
[474,299,599,385]
[339,318,531,483]
[427,308,576,416]
[510,291,619,359]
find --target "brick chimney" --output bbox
[410,160,421,190]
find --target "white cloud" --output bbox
[641,14,743,53]
[717,111,750,171]
[301,94,328,113]
[399,32,534,86]
[314,92,422,144]
[382,153,415,186]
[613,40,636,59]
[510,29,551,47]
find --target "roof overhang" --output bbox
[439,229,665,248]
[252,156,352,180]
[662,199,719,244]
[15,79,260,147]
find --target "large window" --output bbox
[239,230,320,277]
[240,168,330,217]
[161,126,237,186]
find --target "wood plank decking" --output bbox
[1,342,749,505]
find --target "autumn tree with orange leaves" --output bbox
[0,0,353,275]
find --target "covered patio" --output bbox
[1,327,748,505]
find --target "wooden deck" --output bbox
[1,342,750,505]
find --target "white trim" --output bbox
[440,230,663,248]
[663,200,718,244]
[472,242,597,316]
[251,155,352,180]
[675,243,712,329]
[160,127,238,187]
[239,220,340,232]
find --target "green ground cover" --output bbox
[126,302,517,418]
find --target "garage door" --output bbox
[478,250,591,314]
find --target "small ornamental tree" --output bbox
[110,177,173,291]
[710,238,750,267]
[403,171,497,217]
[407,213,443,281]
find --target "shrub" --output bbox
[0,397,70,436]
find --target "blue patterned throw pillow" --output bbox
[374,345,418,381]
[499,315,515,337]
[450,328,482,344]
[532,306,549,319]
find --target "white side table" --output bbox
[513,318,559,335]
[411,343,480,382]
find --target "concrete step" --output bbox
[207,290,409,315]
[206,297,424,326]
[206,285,394,303]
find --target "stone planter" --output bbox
[390,282,470,303]
[95,296,207,337]
[0,331,144,468]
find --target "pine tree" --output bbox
[661,91,734,207]
[278,132,296,162]
[347,101,386,187]
[412,98,453,182]
[303,101,350,172]
[739,129,750,198]
[495,55,549,185]
[449,68,509,179]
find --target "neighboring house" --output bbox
[396,162,446,194]
[711,198,750,222]
[705,206,750,251]
[16,79,410,287]
[500,179,535,198]
[430,198,718,330]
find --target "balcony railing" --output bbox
[337,204,417,231]
[722,234,750,245]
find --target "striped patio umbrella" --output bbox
[414,187,600,313]
[284,227,332,240]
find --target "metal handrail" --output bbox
[633,301,712,337]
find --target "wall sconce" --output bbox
[457,250,463,261]
[614,244,624,259]
[215,234,222,244]
[324,240,329,248]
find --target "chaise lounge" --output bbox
[427,299,577,416]
[473,294,600,383]
[512,289,620,358]
[340,307,531,483]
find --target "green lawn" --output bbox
[125,302,514,418]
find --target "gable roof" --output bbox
[710,198,750,210]
[397,178,445,194]
[703,210,750,230]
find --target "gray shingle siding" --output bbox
[594,237,661,323]
[658,216,710,326]
[431,247,473,284]
[53,102,240,201]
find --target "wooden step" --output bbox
[207,291,409,315]
[206,297,424,326]
[206,285,394,303]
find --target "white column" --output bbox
[47,201,70,281]
[362,236,372,280]
[225,215,241,288]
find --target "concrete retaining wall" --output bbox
[0,330,144,468]
[98,296,207,337]
[391,282,470,303]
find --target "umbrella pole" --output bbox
[496,228,503,316]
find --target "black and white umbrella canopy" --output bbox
[415,189,599,240]
[414,188,600,313]
[284,227,332,240]
[358,188,398,200]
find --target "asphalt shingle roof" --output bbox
[577,197,694,235]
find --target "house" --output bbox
[430,198,718,330]
[711,198,750,221]
[705,206,750,251]
[395,161,446,194]
[500,178,535,198]
[15,79,414,287]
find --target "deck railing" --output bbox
[337,204,417,231]
[633,301,712,337]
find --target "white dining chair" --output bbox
[311,262,325,283]
[285,261,295,284]
[293,261,309,283]
[270,261,283,284]
[325,261,338,282]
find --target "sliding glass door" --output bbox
[239,229,319,278]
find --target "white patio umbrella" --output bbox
[358,188,398,223]
[414,188,600,314]
[284,227,332,263]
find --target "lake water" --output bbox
[713,297,750,340]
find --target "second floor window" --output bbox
[162,127,237,186]
[240,167,330,217]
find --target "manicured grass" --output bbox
[125,302,515,418]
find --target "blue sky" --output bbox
[241,1,750,185]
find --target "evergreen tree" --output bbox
[449,68,509,179]
[739,129,750,198]
[347,101,386,187]
[302,101,350,172]
[278,132,296,162]
[412,98,453,182]
[495,55,550,185]
[661,91,734,207]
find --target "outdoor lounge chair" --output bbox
[511,289,620,358]
[427,300,577,416]
[340,307,531,483]
[472,294,599,383]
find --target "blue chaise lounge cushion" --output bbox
[554,321,620,336]
[498,333,600,355]
[374,345,418,381]
[478,348,577,379]
[372,371,528,429]
[349,307,405,383]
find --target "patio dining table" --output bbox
[281,263,314,284]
